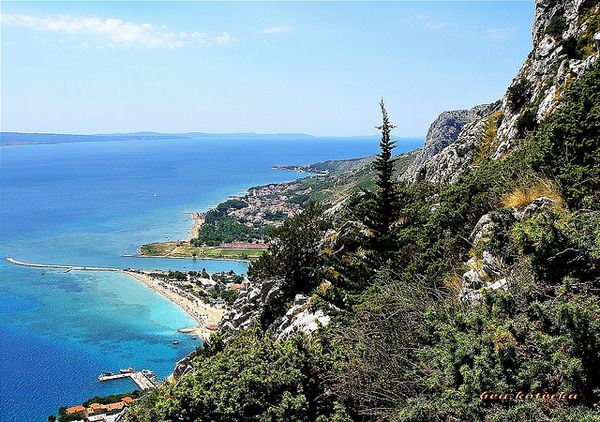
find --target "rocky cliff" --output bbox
[403,0,599,184]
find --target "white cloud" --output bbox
[486,27,516,40]
[261,26,291,34]
[1,14,236,48]
[415,14,445,30]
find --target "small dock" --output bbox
[98,368,157,390]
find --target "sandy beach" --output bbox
[184,212,204,241]
[5,257,224,339]
[124,270,224,337]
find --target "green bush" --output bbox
[507,79,532,113]
[546,14,567,37]
[516,109,538,137]
[524,60,600,207]
[126,324,351,422]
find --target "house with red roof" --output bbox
[66,405,85,414]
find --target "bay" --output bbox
[0,135,422,420]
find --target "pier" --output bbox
[98,368,157,390]
[5,257,122,272]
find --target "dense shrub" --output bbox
[516,108,538,137]
[524,60,600,207]
[192,216,271,246]
[507,79,532,113]
[127,324,352,422]
[546,14,567,37]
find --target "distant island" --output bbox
[0,131,420,146]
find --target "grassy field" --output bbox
[139,241,264,261]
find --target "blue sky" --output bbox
[1,1,534,136]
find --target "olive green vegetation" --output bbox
[192,215,272,246]
[139,242,264,261]
[127,63,600,422]
[280,149,418,208]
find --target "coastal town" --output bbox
[59,395,135,422]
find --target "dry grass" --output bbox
[501,178,565,210]
[474,111,503,163]
[443,273,463,293]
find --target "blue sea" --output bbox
[0,135,423,421]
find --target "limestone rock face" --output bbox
[494,0,598,158]
[219,278,331,340]
[404,0,599,184]
[402,109,474,182]
[219,278,285,332]
[172,350,198,383]
[403,102,501,183]
[271,294,330,341]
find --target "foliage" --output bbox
[126,323,352,422]
[546,14,567,37]
[364,100,401,260]
[248,202,331,326]
[507,79,532,113]
[474,111,502,163]
[516,108,538,137]
[82,390,140,407]
[213,288,239,305]
[192,216,271,246]
[523,60,600,207]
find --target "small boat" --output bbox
[172,340,179,345]
[191,336,197,340]
[99,371,114,379]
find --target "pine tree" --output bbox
[368,99,400,257]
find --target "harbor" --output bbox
[98,367,157,390]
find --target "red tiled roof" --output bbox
[66,405,85,414]
[105,402,125,411]
[230,284,245,290]
[122,397,134,404]
[220,242,268,250]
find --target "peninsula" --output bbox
[136,151,419,260]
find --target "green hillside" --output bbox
[126,59,600,422]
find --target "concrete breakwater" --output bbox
[5,257,220,342]
[5,257,123,272]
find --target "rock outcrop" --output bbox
[402,102,501,183]
[404,0,599,184]
[271,294,330,341]
[172,350,198,384]
[219,278,285,332]
[458,195,561,304]
[219,279,331,340]
[402,109,474,182]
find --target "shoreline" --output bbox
[5,257,222,339]
[183,212,204,241]
[122,253,251,263]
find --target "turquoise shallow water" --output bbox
[0,135,423,421]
